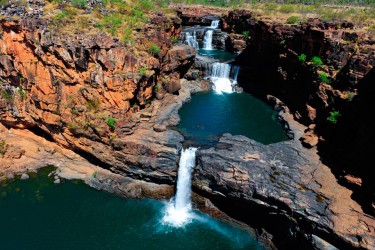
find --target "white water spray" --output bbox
[162,147,197,227]
[203,30,214,50]
[210,20,220,29]
[206,63,240,94]
[185,31,199,49]
[203,20,220,50]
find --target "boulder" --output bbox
[20,173,29,180]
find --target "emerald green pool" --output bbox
[0,168,263,250]
[178,92,288,146]
[198,49,236,62]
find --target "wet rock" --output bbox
[311,235,338,250]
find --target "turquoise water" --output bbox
[178,92,288,146]
[198,49,236,62]
[0,168,263,250]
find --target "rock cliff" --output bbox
[0,8,197,185]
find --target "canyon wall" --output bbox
[0,13,196,184]
[219,9,375,215]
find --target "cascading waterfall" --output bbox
[203,30,214,50]
[203,20,220,50]
[206,63,240,94]
[163,147,198,227]
[232,65,240,84]
[210,20,220,29]
[185,31,199,49]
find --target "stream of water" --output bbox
[162,148,197,227]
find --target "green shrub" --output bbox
[71,0,87,9]
[280,4,295,14]
[137,0,154,12]
[122,27,134,44]
[298,53,307,62]
[71,107,79,115]
[287,16,299,24]
[170,37,179,44]
[132,8,144,19]
[154,83,160,92]
[368,24,375,35]
[86,97,101,112]
[139,67,147,76]
[0,139,6,156]
[148,44,161,55]
[264,3,278,11]
[1,89,14,101]
[319,72,330,84]
[343,91,356,101]
[52,11,68,22]
[327,111,341,124]
[68,123,75,132]
[107,117,116,130]
[311,56,324,67]
[18,87,27,100]
[242,30,250,39]
[101,14,123,36]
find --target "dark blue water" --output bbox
[178,92,288,146]
[0,168,263,250]
[198,49,236,62]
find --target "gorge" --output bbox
[1,1,375,250]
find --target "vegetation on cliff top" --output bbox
[170,0,375,30]
[45,0,173,47]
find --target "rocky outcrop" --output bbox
[219,9,375,216]
[194,133,375,249]
[0,123,174,200]
[319,67,375,215]
[175,5,222,27]
[0,9,199,185]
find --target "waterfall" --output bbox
[185,31,199,49]
[202,20,220,50]
[232,65,240,84]
[210,20,220,29]
[163,147,197,227]
[203,30,214,50]
[206,63,239,94]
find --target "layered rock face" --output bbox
[0,12,196,184]
[176,6,375,249]
[194,134,375,249]
[219,9,375,215]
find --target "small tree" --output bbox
[327,111,341,124]
[72,0,87,9]
[242,31,250,39]
[287,16,299,24]
[319,73,330,84]
[148,44,161,56]
[298,53,307,62]
[311,56,324,67]
[139,67,147,77]
[107,117,116,131]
